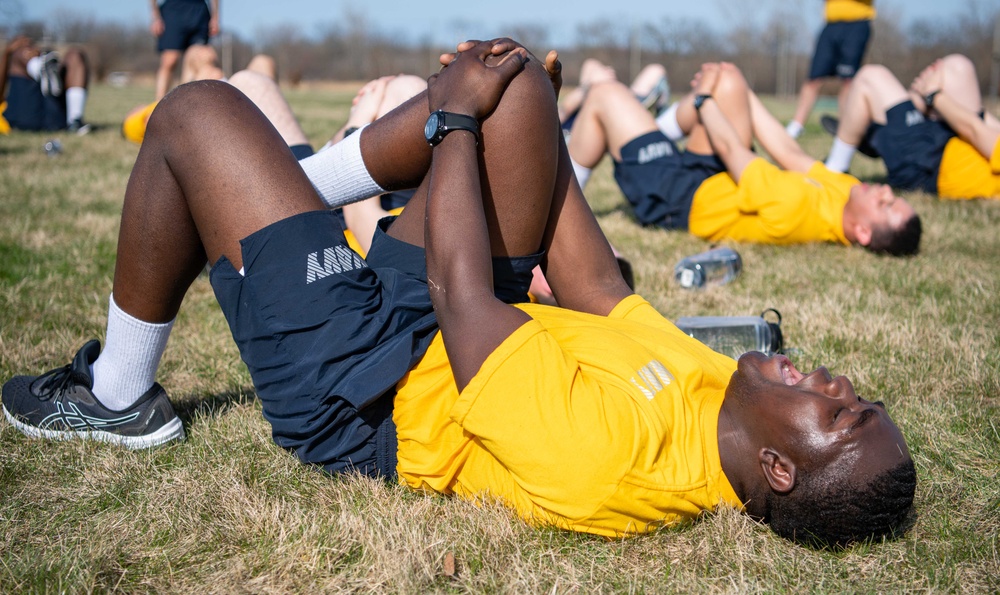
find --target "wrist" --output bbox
[924,90,940,109]
[693,94,713,112]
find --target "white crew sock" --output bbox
[91,294,174,411]
[785,120,804,139]
[26,56,43,80]
[65,87,87,124]
[570,156,592,188]
[825,138,857,173]
[299,125,384,209]
[655,102,685,141]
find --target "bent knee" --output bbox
[940,54,976,79]
[150,79,246,136]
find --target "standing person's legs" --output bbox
[155,50,182,101]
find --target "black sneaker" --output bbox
[67,119,91,136]
[820,114,881,158]
[2,340,185,449]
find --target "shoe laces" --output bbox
[32,364,84,401]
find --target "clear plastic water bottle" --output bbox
[43,139,62,157]
[674,308,783,359]
[674,246,742,289]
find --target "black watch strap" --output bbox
[426,111,479,146]
[693,94,712,111]
[924,90,940,109]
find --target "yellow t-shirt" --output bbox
[825,0,876,22]
[936,136,1000,200]
[688,159,853,245]
[393,294,742,538]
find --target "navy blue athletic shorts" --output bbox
[613,131,726,230]
[210,210,540,479]
[157,0,211,52]
[3,76,66,131]
[872,100,955,194]
[809,20,871,80]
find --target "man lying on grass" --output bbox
[566,61,921,256]
[824,54,1000,200]
[2,39,915,548]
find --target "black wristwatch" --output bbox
[924,90,940,109]
[424,110,479,146]
[693,94,713,111]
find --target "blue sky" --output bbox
[13,0,994,47]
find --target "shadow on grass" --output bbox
[590,202,636,219]
[173,387,259,424]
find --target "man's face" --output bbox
[728,352,910,477]
[850,183,916,234]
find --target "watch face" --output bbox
[424,112,440,142]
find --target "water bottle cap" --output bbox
[760,308,783,354]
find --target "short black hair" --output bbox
[867,213,922,257]
[764,459,917,549]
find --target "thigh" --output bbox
[808,25,839,80]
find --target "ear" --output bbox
[853,222,873,247]
[759,448,796,494]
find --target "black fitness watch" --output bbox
[693,94,713,111]
[424,110,479,146]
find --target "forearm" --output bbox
[425,130,510,389]
[748,91,815,173]
[698,98,755,182]
[932,92,999,158]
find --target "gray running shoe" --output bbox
[2,340,185,449]
[38,51,62,97]
[638,77,670,115]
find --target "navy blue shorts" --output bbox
[3,76,66,131]
[290,143,314,161]
[809,20,871,80]
[873,101,955,194]
[210,211,540,479]
[157,0,211,52]
[613,131,726,230]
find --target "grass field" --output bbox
[1,82,998,593]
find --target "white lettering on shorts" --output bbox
[305,245,367,284]
[637,141,674,165]
[905,110,926,127]
[630,359,675,400]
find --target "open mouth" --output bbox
[777,355,804,386]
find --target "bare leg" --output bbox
[685,64,753,155]
[790,78,824,130]
[836,64,909,146]
[61,47,88,89]
[566,79,659,167]
[227,69,309,147]
[112,80,326,323]
[155,49,181,100]
[342,75,427,254]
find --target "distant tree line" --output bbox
[2,1,998,97]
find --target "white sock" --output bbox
[825,138,857,172]
[91,294,174,411]
[570,156,592,188]
[299,124,384,208]
[655,102,685,141]
[785,120,804,139]
[65,87,87,124]
[26,56,43,80]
